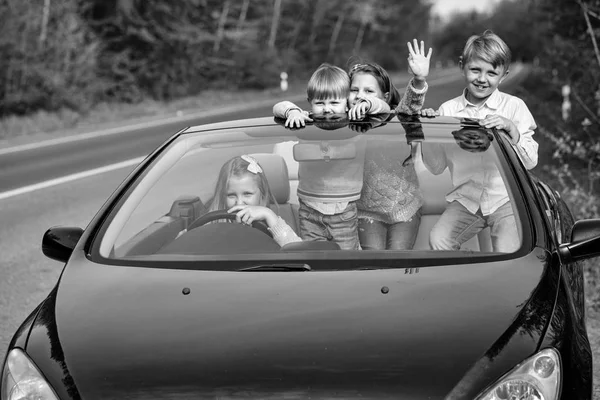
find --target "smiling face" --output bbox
[461,58,508,106]
[225,173,263,208]
[348,72,388,108]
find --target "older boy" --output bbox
[421,31,538,252]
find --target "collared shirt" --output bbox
[438,89,538,170]
[422,142,509,216]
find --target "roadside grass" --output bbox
[0,81,307,146]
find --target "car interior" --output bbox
[111,135,496,258]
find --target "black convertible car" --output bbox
[2,114,599,400]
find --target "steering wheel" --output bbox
[187,209,273,238]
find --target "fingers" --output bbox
[426,47,432,59]
[407,41,415,56]
[420,39,424,54]
[413,38,419,55]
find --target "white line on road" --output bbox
[0,71,471,202]
[0,157,145,201]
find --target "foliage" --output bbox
[0,0,105,116]
[517,0,600,311]
[0,0,432,115]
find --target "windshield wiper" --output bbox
[238,263,311,272]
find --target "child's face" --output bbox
[461,57,508,105]
[348,72,387,107]
[226,174,262,208]
[310,97,347,115]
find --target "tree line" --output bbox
[1,0,555,118]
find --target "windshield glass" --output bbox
[96,116,527,268]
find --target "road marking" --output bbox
[0,157,145,201]
[0,70,478,201]
[0,72,465,157]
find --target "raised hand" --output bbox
[407,39,433,81]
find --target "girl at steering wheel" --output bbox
[208,155,302,247]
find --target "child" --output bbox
[421,30,538,170]
[208,155,301,247]
[353,40,432,250]
[421,127,520,252]
[274,39,432,127]
[273,62,391,129]
[273,40,432,250]
[419,30,538,252]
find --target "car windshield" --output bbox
[95,115,529,269]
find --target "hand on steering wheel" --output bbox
[186,209,272,238]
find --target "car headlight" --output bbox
[476,348,561,400]
[1,348,59,400]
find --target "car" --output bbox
[2,113,599,400]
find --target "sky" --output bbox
[431,0,497,19]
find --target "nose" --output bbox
[235,197,245,206]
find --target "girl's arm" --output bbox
[396,79,428,115]
[396,39,432,115]
[268,216,303,247]
[228,205,301,247]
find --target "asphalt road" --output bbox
[0,68,521,362]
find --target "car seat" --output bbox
[250,153,300,234]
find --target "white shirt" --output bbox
[422,142,510,216]
[438,89,538,170]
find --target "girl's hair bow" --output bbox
[241,155,263,174]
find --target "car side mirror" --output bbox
[42,226,84,263]
[558,219,600,263]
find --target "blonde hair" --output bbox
[209,156,277,212]
[306,63,350,102]
[460,30,511,71]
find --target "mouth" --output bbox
[473,83,488,91]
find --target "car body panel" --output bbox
[46,248,550,398]
[4,115,595,400]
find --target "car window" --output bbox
[96,121,527,268]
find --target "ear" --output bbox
[384,92,390,102]
[499,68,510,84]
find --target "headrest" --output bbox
[250,153,290,204]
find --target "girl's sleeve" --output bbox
[366,97,391,113]
[273,101,305,119]
[268,216,302,247]
[395,78,428,115]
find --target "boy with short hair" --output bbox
[422,30,538,169]
[273,64,374,250]
[421,30,538,252]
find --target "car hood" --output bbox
[42,249,553,399]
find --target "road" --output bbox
[0,68,519,360]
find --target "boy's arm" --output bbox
[479,101,538,170]
[420,142,447,175]
[273,100,304,118]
